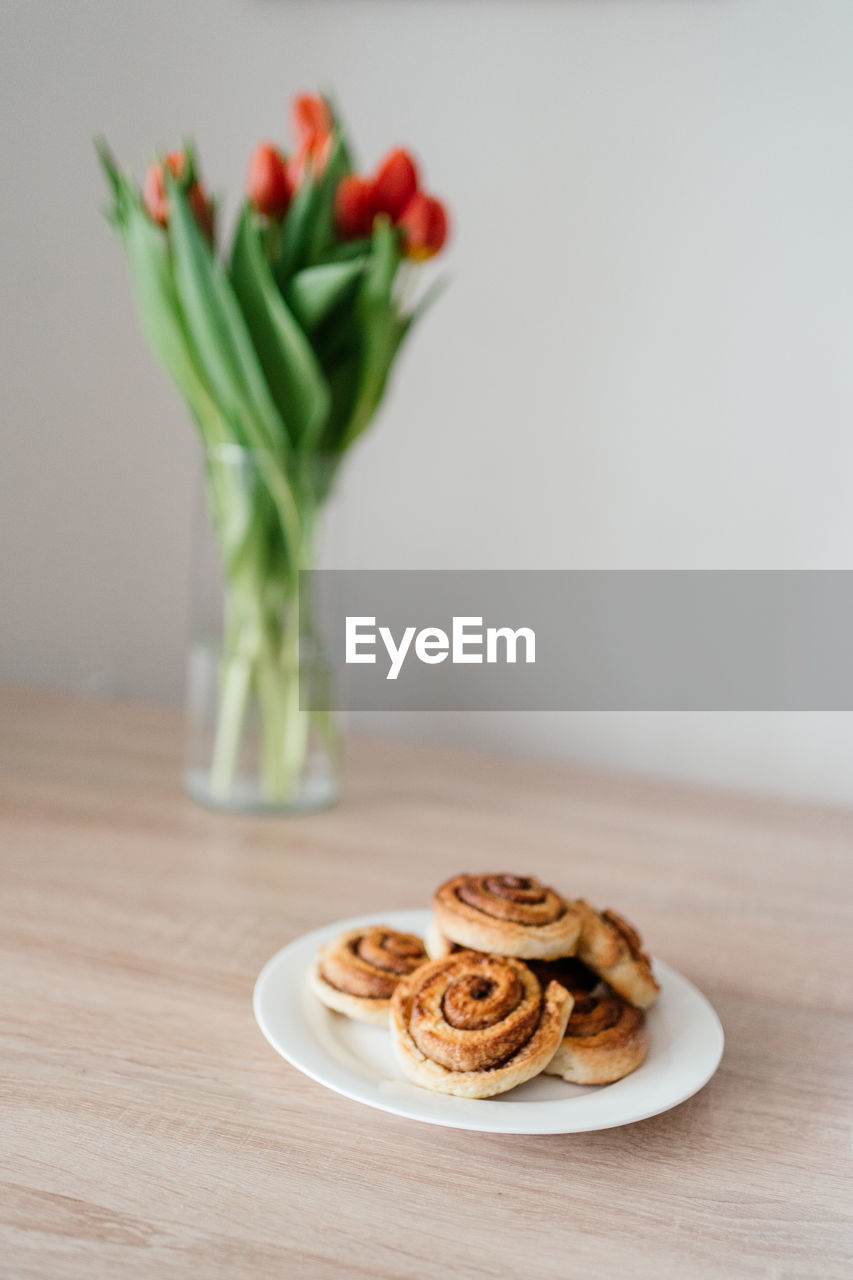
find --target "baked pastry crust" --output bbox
[576,903,660,1009]
[390,951,572,1097]
[545,990,648,1084]
[310,926,427,1025]
[433,873,582,960]
[424,916,463,959]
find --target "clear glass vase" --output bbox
[184,444,341,814]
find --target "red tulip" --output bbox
[142,152,184,227]
[142,151,214,241]
[335,174,376,239]
[397,192,449,260]
[290,94,332,146]
[246,142,292,219]
[373,148,418,220]
[289,93,333,184]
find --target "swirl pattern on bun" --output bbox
[310,926,428,1024]
[545,990,648,1085]
[390,951,572,1097]
[433,873,582,959]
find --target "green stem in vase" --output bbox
[208,494,324,806]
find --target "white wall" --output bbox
[2,1,853,803]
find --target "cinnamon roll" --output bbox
[433,873,582,960]
[544,990,648,1085]
[576,903,660,1009]
[309,926,428,1024]
[390,951,572,1097]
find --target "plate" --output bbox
[253,909,724,1134]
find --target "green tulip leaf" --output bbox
[230,206,331,453]
[341,216,403,447]
[94,137,128,221]
[167,179,302,558]
[286,258,366,333]
[320,237,373,264]
[316,348,360,451]
[274,176,319,285]
[167,179,284,450]
[305,129,351,265]
[118,194,229,451]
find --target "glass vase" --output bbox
[184,444,341,814]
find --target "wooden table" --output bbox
[2,688,851,1279]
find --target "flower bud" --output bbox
[397,192,449,260]
[246,143,292,219]
[142,151,214,241]
[142,152,184,227]
[373,148,418,220]
[335,174,377,240]
[290,94,332,145]
[289,94,334,184]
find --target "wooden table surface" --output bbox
[2,688,852,1279]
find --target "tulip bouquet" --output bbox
[97,94,449,809]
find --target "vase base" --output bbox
[184,768,338,817]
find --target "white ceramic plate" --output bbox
[253,909,724,1134]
